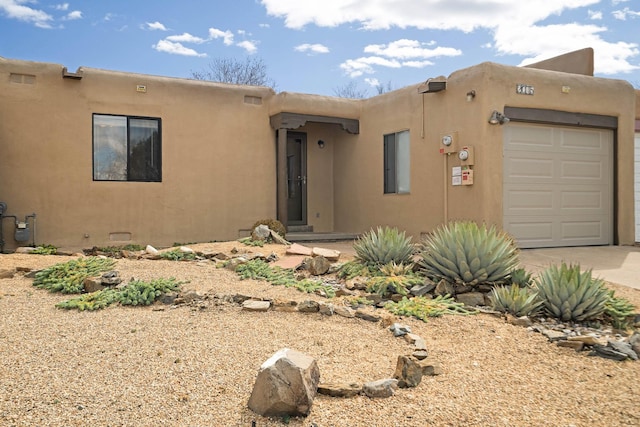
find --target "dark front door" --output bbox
[286,133,307,225]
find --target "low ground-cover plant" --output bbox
[354,226,414,267]
[235,259,336,297]
[30,244,58,255]
[33,257,116,294]
[238,237,265,247]
[160,249,197,261]
[337,260,376,280]
[365,262,423,297]
[385,295,478,322]
[56,278,184,311]
[603,290,636,329]
[419,221,519,287]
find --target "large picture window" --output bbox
[383,130,410,194]
[93,114,161,182]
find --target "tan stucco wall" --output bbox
[330,61,636,245]
[0,58,277,250]
[1,55,636,250]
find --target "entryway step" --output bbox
[287,225,314,233]
[286,232,360,242]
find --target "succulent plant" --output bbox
[604,290,636,329]
[534,262,608,322]
[353,226,414,267]
[418,221,519,287]
[489,285,543,317]
[506,267,533,287]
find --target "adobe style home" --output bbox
[0,48,638,252]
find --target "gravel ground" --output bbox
[1,242,639,427]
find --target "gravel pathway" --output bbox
[1,242,639,427]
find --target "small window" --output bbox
[93,114,161,182]
[384,130,410,194]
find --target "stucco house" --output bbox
[0,48,637,252]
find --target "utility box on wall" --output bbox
[439,131,458,154]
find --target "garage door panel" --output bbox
[504,123,612,248]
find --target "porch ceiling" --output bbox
[270,112,359,134]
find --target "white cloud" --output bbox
[364,77,380,87]
[588,9,602,19]
[261,0,638,75]
[294,43,330,54]
[166,33,207,44]
[54,3,69,11]
[496,23,639,74]
[364,39,461,60]
[64,10,82,20]
[612,7,640,20]
[145,21,168,31]
[0,0,54,28]
[153,40,207,57]
[237,40,258,53]
[209,27,234,45]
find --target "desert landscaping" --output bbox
[1,237,640,427]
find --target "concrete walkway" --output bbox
[306,241,640,291]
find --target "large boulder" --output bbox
[248,348,320,417]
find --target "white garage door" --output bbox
[634,133,640,242]
[503,123,613,248]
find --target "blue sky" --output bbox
[1,0,639,96]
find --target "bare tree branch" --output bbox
[191,57,277,90]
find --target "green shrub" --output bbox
[418,221,519,287]
[353,226,414,267]
[33,257,116,294]
[534,263,608,322]
[251,219,287,238]
[365,262,423,297]
[337,260,372,280]
[490,285,543,317]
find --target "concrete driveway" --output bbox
[518,245,640,290]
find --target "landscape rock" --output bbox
[318,303,335,316]
[409,282,435,297]
[412,350,429,360]
[629,332,640,355]
[557,340,584,351]
[251,224,271,241]
[434,279,455,297]
[393,355,423,388]
[333,306,356,318]
[311,247,340,262]
[0,269,16,279]
[307,256,331,276]
[506,314,533,327]
[242,300,271,312]
[145,245,159,255]
[14,247,36,254]
[607,341,638,361]
[355,309,381,322]
[317,383,362,398]
[362,379,398,398]
[590,345,629,361]
[272,255,306,270]
[567,335,606,346]
[100,270,122,286]
[403,333,422,345]
[225,257,248,271]
[286,243,313,256]
[83,277,105,293]
[389,323,411,337]
[297,300,319,313]
[269,230,290,245]
[419,362,444,376]
[247,348,320,417]
[272,299,298,312]
[455,292,485,307]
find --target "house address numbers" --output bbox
[516,84,534,95]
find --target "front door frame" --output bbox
[286,132,307,226]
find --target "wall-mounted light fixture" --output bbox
[466,90,476,102]
[317,140,325,149]
[488,110,510,125]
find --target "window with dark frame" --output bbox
[383,130,410,194]
[93,114,161,182]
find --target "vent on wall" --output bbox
[9,73,36,84]
[244,95,262,105]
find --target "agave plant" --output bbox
[534,262,608,322]
[353,226,414,267]
[506,267,533,287]
[418,221,519,287]
[490,285,543,317]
